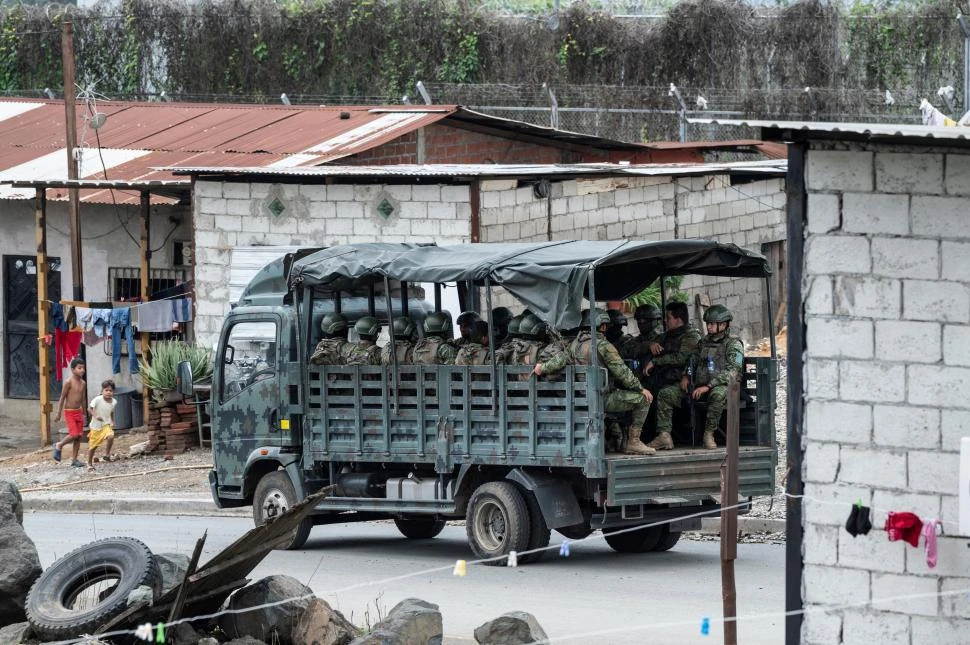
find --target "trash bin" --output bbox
[112,388,134,431]
[130,390,144,428]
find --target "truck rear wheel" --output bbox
[603,525,662,553]
[253,471,312,550]
[651,527,682,552]
[514,485,550,564]
[466,481,530,566]
[394,518,446,539]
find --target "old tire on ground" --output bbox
[466,481,531,566]
[25,537,161,641]
[253,471,312,550]
[651,527,683,552]
[394,518,446,539]
[603,526,663,553]
[513,484,550,564]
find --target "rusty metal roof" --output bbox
[690,118,970,145]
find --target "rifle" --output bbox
[684,356,697,448]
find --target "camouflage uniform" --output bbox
[648,325,703,387]
[570,329,651,435]
[381,340,415,366]
[534,340,571,379]
[345,341,381,366]
[412,337,457,365]
[454,342,490,365]
[655,305,744,449]
[310,338,353,365]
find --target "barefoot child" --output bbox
[87,379,116,471]
[53,358,86,468]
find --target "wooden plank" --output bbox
[35,188,51,446]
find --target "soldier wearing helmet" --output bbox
[344,316,382,366]
[381,316,416,366]
[454,311,482,349]
[569,308,655,455]
[455,320,491,365]
[652,303,744,450]
[527,314,573,380]
[412,311,458,365]
[492,306,513,346]
[310,312,353,365]
[493,313,525,366]
[605,309,635,354]
[621,304,664,361]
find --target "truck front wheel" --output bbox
[394,518,446,539]
[466,481,530,566]
[603,525,662,553]
[253,471,313,550]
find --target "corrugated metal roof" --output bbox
[690,118,970,144]
[165,159,787,179]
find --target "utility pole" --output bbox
[720,376,741,645]
[62,20,82,302]
[959,14,970,115]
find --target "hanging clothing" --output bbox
[172,297,193,323]
[110,308,137,375]
[137,300,175,332]
[75,307,94,332]
[54,329,82,381]
[92,308,113,337]
[51,303,68,332]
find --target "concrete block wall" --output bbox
[193,180,472,347]
[800,143,970,644]
[479,174,785,342]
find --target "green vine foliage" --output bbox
[0,0,963,108]
[625,276,690,309]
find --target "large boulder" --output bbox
[292,597,356,645]
[0,481,23,526]
[349,598,442,645]
[0,622,31,645]
[473,611,548,645]
[0,523,41,626]
[220,575,314,645]
[153,552,191,595]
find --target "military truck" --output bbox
[182,240,778,563]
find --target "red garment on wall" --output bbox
[54,329,82,381]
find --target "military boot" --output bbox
[646,431,674,450]
[625,428,656,455]
[702,431,717,450]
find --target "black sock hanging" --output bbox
[845,505,861,537]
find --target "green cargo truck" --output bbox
[182,240,778,563]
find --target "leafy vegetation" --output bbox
[139,340,213,401]
[624,276,689,309]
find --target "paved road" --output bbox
[24,513,785,644]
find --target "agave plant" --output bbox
[139,340,213,401]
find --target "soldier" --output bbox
[454,320,491,365]
[642,301,703,393]
[381,316,416,366]
[493,314,524,365]
[569,308,654,455]
[344,316,382,366]
[528,315,572,380]
[652,304,744,450]
[454,311,482,348]
[492,306,513,347]
[310,312,352,365]
[621,304,664,361]
[412,312,458,365]
[606,309,636,357]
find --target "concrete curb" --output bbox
[23,493,786,533]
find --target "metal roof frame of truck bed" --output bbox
[288,240,770,330]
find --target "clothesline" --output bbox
[45,291,193,310]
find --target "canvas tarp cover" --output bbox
[288,240,769,329]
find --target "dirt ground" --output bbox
[0,423,212,495]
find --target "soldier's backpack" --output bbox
[310,338,347,365]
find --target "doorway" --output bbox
[4,255,61,399]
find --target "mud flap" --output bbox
[506,468,583,529]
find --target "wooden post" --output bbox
[140,191,151,425]
[36,188,51,446]
[62,20,83,302]
[720,376,741,645]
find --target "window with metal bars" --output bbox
[105,267,192,355]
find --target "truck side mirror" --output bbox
[176,361,194,398]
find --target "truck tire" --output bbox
[394,518,446,539]
[603,526,662,553]
[26,537,161,641]
[651,527,683,552]
[253,471,312,550]
[466,481,530,566]
[513,485,550,564]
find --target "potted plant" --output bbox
[139,340,214,404]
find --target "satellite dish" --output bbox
[89,112,107,130]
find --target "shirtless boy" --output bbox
[53,358,86,467]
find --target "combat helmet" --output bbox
[320,312,348,336]
[581,307,611,327]
[607,309,628,328]
[354,316,381,339]
[518,314,546,340]
[492,306,513,326]
[457,311,482,326]
[506,314,523,339]
[391,316,415,340]
[634,304,662,321]
[423,311,453,336]
[703,304,733,323]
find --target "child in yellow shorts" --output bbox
[87,379,116,471]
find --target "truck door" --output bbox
[212,316,282,493]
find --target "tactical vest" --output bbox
[455,343,489,366]
[656,326,698,384]
[345,341,381,366]
[412,337,453,365]
[310,338,349,365]
[695,333,743,386]
[381,341,414,366]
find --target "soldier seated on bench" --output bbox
[652,304,744,450]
